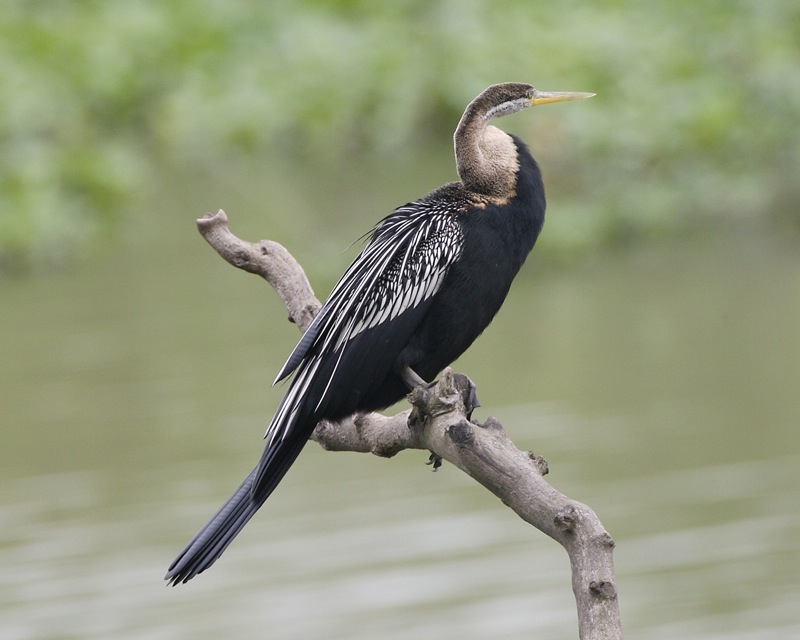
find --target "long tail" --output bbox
[165,433,309,585]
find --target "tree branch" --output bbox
[196,209,622,640]
[196,209,320,332]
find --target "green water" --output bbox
[1,216,798,638]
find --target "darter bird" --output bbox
[166,82,593,585]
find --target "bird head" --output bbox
[454,82,594,197]
[477,82,595,121]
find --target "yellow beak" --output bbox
[531,90,596,106]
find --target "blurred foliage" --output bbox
[1,0,799,269]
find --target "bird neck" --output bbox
[454,114,520,200]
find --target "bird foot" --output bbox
[405,367,481,423]
[426,452,443,471]
[451,372,481,419]
[401,365,440,415]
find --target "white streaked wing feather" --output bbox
[266,204,463,444]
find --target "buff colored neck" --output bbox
[454,109,520,199]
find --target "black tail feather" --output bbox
[165,468,261,585]
[165,432,310,585]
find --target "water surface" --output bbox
[1,225,798,639]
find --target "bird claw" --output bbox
[451,372,480,419]
[465,377,480,418]
[426,452,443,471]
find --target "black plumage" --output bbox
[166,82,592,585]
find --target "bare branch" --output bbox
[196,209,622,640]
[197,209,320,331]
[408,370,621,640]
[312,410,416,457]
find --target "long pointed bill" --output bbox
[531,90,596,106]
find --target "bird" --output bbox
[165,82,593,585]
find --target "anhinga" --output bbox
[166,82,593,585]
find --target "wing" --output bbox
[263,200,464,448]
